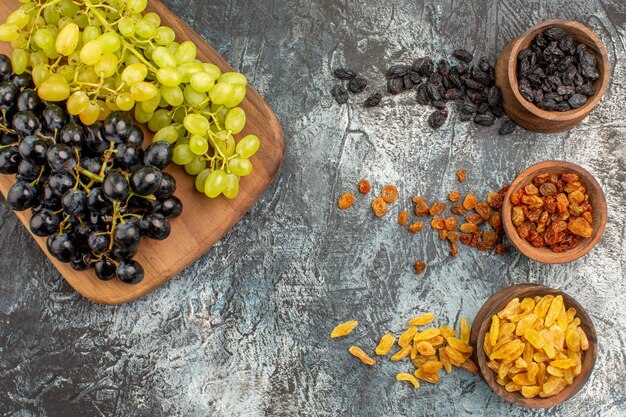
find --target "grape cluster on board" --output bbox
[0,0,261,199]
[0,55,182,284]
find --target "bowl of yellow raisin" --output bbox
[470,284,597,408]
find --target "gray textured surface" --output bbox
[1,0,625,416]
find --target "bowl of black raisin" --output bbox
[495,19,609,133]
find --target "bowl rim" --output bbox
[472,283,598,409]
[506,19,610,121]
[502,160,607,264]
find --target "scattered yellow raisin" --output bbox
[408,312,435,326]
[459,317,470,344]
[337,193,355,210]
[381,184,399,203]
[398,210,409,226]
[413,196,430,216]
[414,368,441,383]
[375,333,396,356]
[460,222,477,233]
[429,201,446,216]
[371,196,387,217]
[399,326,418,347]
[462,193,477,210]
[330,320,358,338]
[348,346,376,365]
[396,373,420,389]
[391,345,412,361]
[414,328,441,341]
[358,179,371,195]
[444,217,458,231]
[408,221,424,233]
[456,169,466,182]
[449,191,461,202]
[431,218,445,230]
[415,341,436,356]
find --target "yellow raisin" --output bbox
[428,335,445,348]
[381,184,399,203]
[550,324,565,351]
[460,222,478,233]
[348,346,376,366]
[371,196,388,217]
[330,320,358,338]
[522,340,535,365]
[414,368,441,384]
[420,360,443,374]
[515,313,538,336]
[505,382,522,392]
[566,307,577,323]
[399,326,418,348]
[547,365,565,377]
[578,327,589,351]
[544,295,563,328]
[557,305,568,330]
[391,345,412,361]
[533,295,554,319]
[461,358,478,373]
[512,372,534,386]
[414,328,441,341]
[549,359,576,369]
[565,327,581,352]
[396,372,420,389]
[540,376,567,398]
[439,325,456,338]
[459,316,470,344]
[489,315,500,346]
[408,221,424,233]
[447,337,473,354]
[416,341,436,356]
[398,210,409,226]
[524,328,544,350]
[488,359,501,374]
[498,298,521,319]
[537,362,547,388]
[337,193,355,209]
[463,193,477,210]
[484,332,494,357]
[527,362,539,382]
[444,345,466,364]
[521,385,541,399]
[456,169,467,182]
[375,333,396,356]
[520,297,536,312]
[439,347,452,373]
[490,339,524,361]
[449,191,461,202]
[492,333,515,353]
[408,312,435,326]
[499,322,516,339]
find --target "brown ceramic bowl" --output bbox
[502,160,607,264]
[470,284,598,408]
[495,19,610,133]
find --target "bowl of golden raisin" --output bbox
[471,284,597,408]
[502,160,607,263]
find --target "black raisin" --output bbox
[426,83,441,101]
[486,86,502,106]
[462,75,485,90]
[576,83,595,96]
[333,68,357,80]
[408,71,422,84]
[387,77,405,95]
[459,112,472,122]
[555,101,572,111]
[559,36,574,53]
[499,119,517,135]
[431,100,447,109]
[474,112,495,126]
[568,93,587,109]
[476,102,490,114]
[459,98,476,114]
[457,61,469,74]
[490,103,505,118]
[363,93,382,108]
[438,59,450,76]
[331,85,349,104]
[386,64,411,79]
[348,77,368,94]
[429,72,443,85]
[415,83,431,105]
[403,74,415,90]
[519,79,535,102]
[537,98,558,110]
[428,109,448,129]
[453,49,473,63]
[444,88,464,100]
[544,27,567,41]
[466,89,486,103]
[412,57,434,76]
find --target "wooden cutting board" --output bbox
[0,0,285,304]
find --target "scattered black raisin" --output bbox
[444,88,464,100]
[431,100,447,110]
[333,68,357,80]
[348,77,368,94]
[363,93,382,108]
[426,83,441,101]
[386,64,411,79]
[499,119,517,135]
[413,57,434,76]
[453,49,473,63]
[428,109,448,129]
[474,112,496,126]
[486,86,502,106]
[331,85,349,104]
[415,84,431,105]
[387,77,405,95]
[437,59,450,76]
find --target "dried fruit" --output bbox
[375,333,396,355]
[381,184,399,203]
[338,193,355,210]
[333,68,357,80]
[348,77,368,93]
[444,217,458,230]
[409,313,435,326]
[449,191,461,202]
[349,346,376,365]
[428,109,448,129]
[391,345,412,361]
[399,327,418,347]
[396,372,420,389]
[414,328,441,341]
[431,218,446,230]
[358,179,371,195]
[415,341,436,356]
[331,85,349,104]
[397,210,409,226]
[459,223,477,234]
[429,201,446,216]
[331,320,358,338]
[456,169,467,182]
[463,193,477,210]
[413,196,430,216]
[414,260,427,275]
[459,317,470,344]
[371,196,387,217]
[409,221,424,233]
[363,93,382,107]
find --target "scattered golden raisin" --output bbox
[398,210,409,226]
[415,260,426,274]
[375,333,396,356]
[348,346,376,366]
[444,217,458,231]
[408,221,424,233]
[451,205,466,215]
[381,184,399,203]
[463,193,477,210]
[396,373,420,389]
[449,192,461,202]
[431,218,445,230]
[330,320,358,338]
[409,313,435,326]
[456,169,467,182]
[413,196,430,216]
[429,201,446,216]
[337,193,355,210]
[371,196,387,217]
[358,180,371,195]
[460,223,477,234]
[495,244,507,255]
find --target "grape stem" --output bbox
[76,166,104,183]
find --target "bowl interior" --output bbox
[472,284,598,408]
[507,19,610,121]
[502,161,607,264]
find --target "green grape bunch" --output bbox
[0,0,261,199]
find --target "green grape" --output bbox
[134,105,153,123]
[80,40,102,65]
[225,107,246,134]
[153,125,179,144]
[204,170,227,198]
[10,33,29,49]
[130,81,158,101]
[94,53,118,78]
[179,62,204,83]
[121,62,148,85]
[157,68,182,87]
[183,114,210,136]
[11,49,28,74]
[6,9,30,29]
[220,134,236,157]
[228,158,252,177]
[33,28,55,50]
[82,26,101,43]
[195,168,211,193]
[76,66,98,83]
[203,63,222,80]
[189,135,208,155]
[135,19,156,39]
[219,72,248,86]
[126,0,148,14]
[161,85,184,106]
[155,26,175,45]
[38,74,70,102]
[166,41,179,56]
[117,16,135,37]
[236,134,260,158]
[223,174,239,199]
[60,0,79,18]
[43,46,59,60]
[176,135,190,146]
[125,53,141,66]
[96,100,111,121]
[74,12,89,29]
[190,72,215,93]
[79,102,100,125]
[224,84,246,108]
[183,85,206,106]
[211,103,229,126]
[148,108,172,132]
[32,64,49,87]
[141,90,161,113]
[55,23,79,55]
[172,106,186,124]
[57,16,73,30]
[152,47,176,68]
[143,12,161,28]
[209,82,234,105]
[57,65,75,82]
[43,7,61,26]
[98,31,121,54]
[185,157,206,175]
[175,41,196,64]
[158,94,169,108]
[115,93,135,111]
[173,144,194,165]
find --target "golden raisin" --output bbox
[375,333,396,355]
[457,169,467,182]
[431,218,445,230]
[462,193,477,210]
[330,320,358,338]
[439,230,448,240]
[358,179,371,195]
[412,196,430,216]
[396,373,420,389]
[495,244,507,255]
[459,223,477,233]
[337,193,355,209]
[398,210,409,226]
[381,184,399,203]
[348,346,376,366]
[449,191,461,202]
[475,202,492,220]
[408,221,424,233]
[451,204,467,215]
[371,196,387,217]
[408,313,435,326]
[444,217,458,231]
[567,217,593,238]
[429,201,446,216]
[465,213,484,225]
[415,260,426,274]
